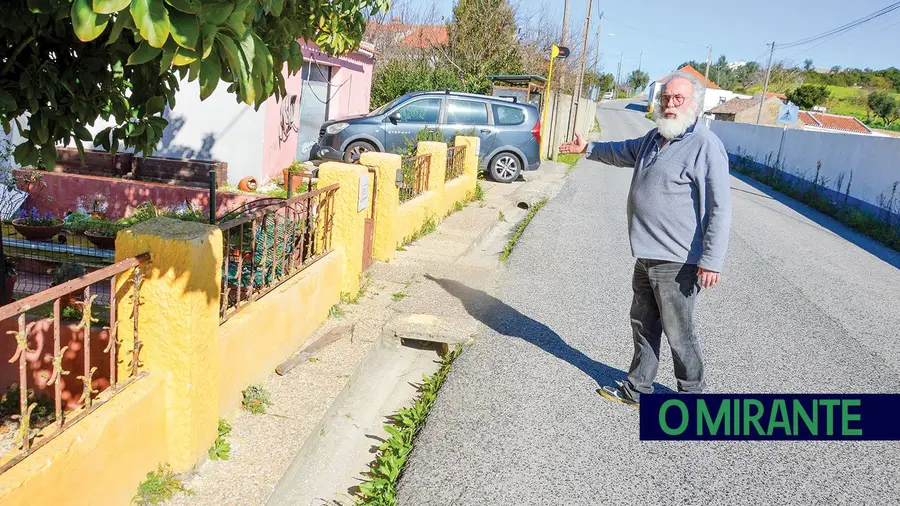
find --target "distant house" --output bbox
[708,95,783,125]
[366,19,448,51]
[647,65,750,113]
[797,111,873,135]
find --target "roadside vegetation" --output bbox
[732,150,899,251]
[241,385,274,415]
[132,464,191,505]
[355,347,463,505]
[557,154,583,173]
[500,199,549,261]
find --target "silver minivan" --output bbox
[314,91,542,183]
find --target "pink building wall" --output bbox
[260,42,375,182]
[261,66,305,184]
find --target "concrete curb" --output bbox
[265,334,441,506]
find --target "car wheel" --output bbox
[343,141,376,163]
[489,153,521,183]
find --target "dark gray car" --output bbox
[313,91,541,183]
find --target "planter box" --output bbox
[54,148,228,188]
[54,147,133,177]
[135,156,228,188]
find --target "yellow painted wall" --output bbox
[0,375,168,506]
[218,250,344,415]
[115,217,223,472]
[317,162,368,294]
[396,191,439,246]
[359,152,401,262]
[442,175,474,215]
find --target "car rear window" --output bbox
[447,99,489,125]
[492,105,525,125]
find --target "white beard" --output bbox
[655,110,697,139]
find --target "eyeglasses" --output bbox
[660,94,686,107]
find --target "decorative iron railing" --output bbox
[445,145,466,182]
[0,253,150,474]
[399,154,431,204]
[216,184,339,323]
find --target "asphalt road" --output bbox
[397,99,900,505]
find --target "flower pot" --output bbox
[84,229,117,250]
[238,176,258,192]
[12,219,64,241]
[282,169,308,194]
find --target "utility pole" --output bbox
[757,41,775,124]
[559,0,570,91]
[593,11,604,73]
[568,0,593,139]
[615,52,623,97]
[702,45,712,113]
[638,51,643,72]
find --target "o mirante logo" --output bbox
[639,394,900,441]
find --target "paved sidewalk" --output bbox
[164,165,568,505]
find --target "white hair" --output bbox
[654,72,705,117]
[653,72,706,138]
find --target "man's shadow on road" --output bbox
[425,275,675,394]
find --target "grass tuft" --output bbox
[328,304,345,318]
[132,464,191,505]
[208,418,232,461]
[355,347,462,505]
[241,385,273,415]
[500,199,548,262]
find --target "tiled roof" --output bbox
[709,98,760,114]
[798,111,872,134]
[368,23,448,49]
[657,65,720,89]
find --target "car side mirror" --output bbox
[388,112,401,124]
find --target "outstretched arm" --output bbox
[559,133,643,168]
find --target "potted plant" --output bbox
[2,256,16,305]
[12,208,64,241]
[84,224,118,250]
[282,161,313,194]
[51,261,87,309]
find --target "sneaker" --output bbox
[598,382,639,408]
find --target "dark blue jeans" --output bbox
[620,259,704,402]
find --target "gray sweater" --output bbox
[587,121,732,271]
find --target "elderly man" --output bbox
[559,72,732,406]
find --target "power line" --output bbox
[603,16,707,49]
[783,10,900,60]
[775,1,900,49]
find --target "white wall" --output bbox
[708,119,900,212]
[159,80,266,185]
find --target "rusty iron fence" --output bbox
[445,145,467,182]
[0,253,150,474]
[399,154,431,204]
[216,184,339,323]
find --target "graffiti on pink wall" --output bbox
[259,42,375,183]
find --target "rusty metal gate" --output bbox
[362,168,376,272]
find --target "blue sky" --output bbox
[420,0,900,81]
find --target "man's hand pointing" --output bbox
[559,132,588,155]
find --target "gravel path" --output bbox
[396,100,900,505]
